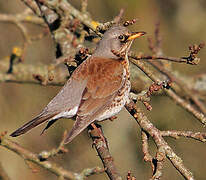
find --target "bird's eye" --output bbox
[118,35,125,41]
[118,35,127,42]
[118,35,124,40]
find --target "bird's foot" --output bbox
[109,116,117,121]
[89,123,108,148]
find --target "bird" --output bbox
[10,24,145,144]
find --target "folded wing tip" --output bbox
[10,130,21,137]
[64,133,73,144]
[64,138,71,144]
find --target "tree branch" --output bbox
[0,57,67,86]
[89,126,122,180]
[125,102,195,180]
[161,130,206,142]
[129,59,206,125]
[0,132,104,180]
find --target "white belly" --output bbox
[51,106,78,120]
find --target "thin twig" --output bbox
[81,0,88,13]
[161,130,206,142]
[89,126,122,180]
[142,130,165,180]
[21,0,41,16]
[0,12,44,25]
[0,57,68,86]
[167,89,206,125]
[148,60,206,115]
[141,131,153,163]
[130,58,206,125]
[151,150,165,180]
[38,131,68,160]
[129,53,197,64]
[113,8,125,24]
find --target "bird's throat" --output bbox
[121,54,130,80]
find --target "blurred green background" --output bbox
[0,0,206,179]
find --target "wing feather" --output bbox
[64,57,125,143]
[10,113,57,137]
[10,75,87,137]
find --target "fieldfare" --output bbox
[10,25,145,143]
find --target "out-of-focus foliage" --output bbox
[0,0,205,179]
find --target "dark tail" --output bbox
[10,114,56,137]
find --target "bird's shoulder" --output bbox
[72,56,125,101]
[72,56,124,81]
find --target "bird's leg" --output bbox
[90,123,108,147]
[109,116,117,121]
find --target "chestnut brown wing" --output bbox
[64,57,124,143]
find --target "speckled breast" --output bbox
[96,73,131,121]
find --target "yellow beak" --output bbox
[127,31,146,41]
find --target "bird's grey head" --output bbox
[93,25,145,59]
